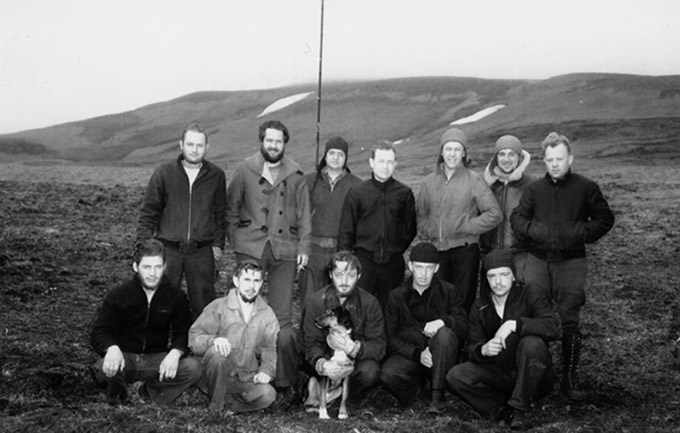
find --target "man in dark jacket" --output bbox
[380,242,467,414]
[137,123,227,318]
[303,250,386,403]
[91,239,202,405]
[510,132,614,400]
[447,249,560,429]
[338,141,417,307]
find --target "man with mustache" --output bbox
[91,239,202,405]
[189,261,279,414]
[137,123,227,318]
[226,120,311,409]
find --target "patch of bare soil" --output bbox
[1,163,679,432]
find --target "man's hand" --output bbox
[103,345,125,378]
[297,253,309,270]
[322,360,353,381]
[420,347,433,368]
[159,349,182,381]
[212,246,223,262]
[253,373,272,384]
[481,337,504,357]
[327,331,359,357]
[494,320,517,349]
[423,319,445,338]
[213,337,232,357]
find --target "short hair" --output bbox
[181,123,208,145]
[330,250,362,275]
[370,141,397,159]
[258,120,290,144]
[541,132,571,154]
[234,261,264,279]
[133,239,166,265]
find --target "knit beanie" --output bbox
[440,128,468,148]
[494,135,523,155]
[325,136,349,156]
[483,249,515,274]
[409,242,439,264]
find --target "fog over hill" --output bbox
[1,73,680,171]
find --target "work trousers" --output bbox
[356,253,405,308]
[447,336,553,418]
[164,244,215,318]
[299,243,334,307]
[436,243,480,314]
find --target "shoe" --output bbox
[508,409,530,431]
[105,379,128,405]
[426,389,446,415]
[275,386,301,412]
[495,404,514,425]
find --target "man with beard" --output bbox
[189,261,279,414]
[380,242,467,414]
[480,135,536,281]
[137,123,227,318]
[338,141,417,308]
[510,132,614,400]
[416,128,502,313]
[226,120,311,408]
[91,239,202,405]
[447,249,560,429]
[303,250,386,403]
[301,136,362,305]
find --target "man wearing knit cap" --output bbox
[510,132,614,401]
[381,242,467,414]
[416,128,502,313]
[480,135,537,281]
[447,249,560,429]
[338,141,417,308]
[301,136,362,305]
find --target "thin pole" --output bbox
[315,0,325,166]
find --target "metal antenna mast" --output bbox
[315,0,325,166]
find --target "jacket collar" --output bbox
[244,151,301,185]
[225,288,269,312]
[545,169,573,186]
[484,149,531,186]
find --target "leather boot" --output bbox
[561,331,584,401]
[426,389,446,414]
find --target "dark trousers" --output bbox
[356,253,405,308]
[275,326,303,388]
[436,243,480,313]
[447,336,553,418]
[93,352,202,405]
[347,359,381,402]
[201,346,276,413]
[380,327,459,406]
[299,243,334,307]
[164,245,215,318]
[236,242,297,329]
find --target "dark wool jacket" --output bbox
[510,170,614,262]
[91,275,193,357]
[302,285,386,368]
[137,155,227,248]
[338,176,417,264]
[304,170,363,240]
[384,277,468,361]
[226,152,311,260]
[467,281,560,370]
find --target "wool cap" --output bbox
[494,135,523,155]
[440,128,468,148]
[484,249,515,274]
[409,242,439,264]
[325,136,349,155]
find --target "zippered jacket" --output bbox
[226,152,311,260]
[188,290,279,381]
[91,275,192,356]
[338,176,417,264]
[510,170,615,262]
[305,170,362,240]
[416,164,502,251]
[137,155,227,248]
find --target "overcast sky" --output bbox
[1,0,678,134]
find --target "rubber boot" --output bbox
[561,331,584,401]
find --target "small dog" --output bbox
[304,306,355,419]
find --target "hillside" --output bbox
[1,73,680,172]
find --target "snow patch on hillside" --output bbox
[450,104,506,125]
[257,92,314,118]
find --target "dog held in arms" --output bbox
[304,306,355,419]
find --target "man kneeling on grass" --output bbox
[189,261,279,414]
[447,249,560,429]
[90,239,202,405]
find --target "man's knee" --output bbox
[260,383,277,407]
[277,327,301,352]
[517,336,549,359]
[353,359,380,387]
[178,356,203,382]
[446,363,470,391]
[431,326,458,348]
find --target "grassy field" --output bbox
[1,157,679,432]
